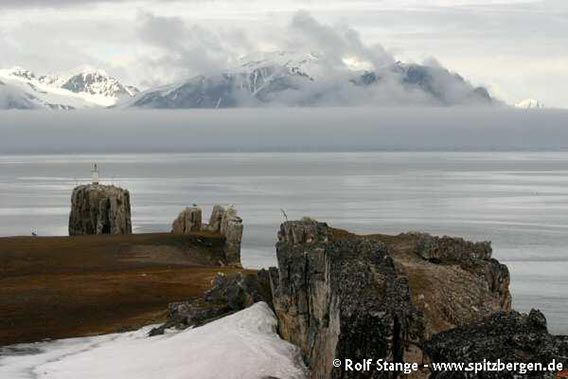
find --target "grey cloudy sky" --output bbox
[1,0,567,107]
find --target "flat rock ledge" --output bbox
[69,184,131,236]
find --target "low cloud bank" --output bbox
[1,108,567,154]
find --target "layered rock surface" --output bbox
[68,184,131,236]
[270,220,425,378]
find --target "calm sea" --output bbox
[0,152,566,333]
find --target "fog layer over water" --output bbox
[1,108,568,153]
[0,152,567,333]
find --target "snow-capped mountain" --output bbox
[0,53,498,110]
[126,51,496,109]
[0,67,138,110]
[0,79,45,110]
[515,98,544,109]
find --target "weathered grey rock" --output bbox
[170,204,243,266]
[271,220,424,378]
[206,204,226,233]
[69,184,131,236]
[425,309,568,378]
[149,270,272,336]
[171,207,202,234]
[270,220,516,378]
[413,233,492,262]
[220,207,243,267]
[390,232,512,338]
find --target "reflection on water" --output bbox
[0,152,567,333]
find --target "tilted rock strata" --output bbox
[270,221,514,378]
[69,184,131,236]
[271,220,425,378]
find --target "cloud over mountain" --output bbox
[125,12,496,109]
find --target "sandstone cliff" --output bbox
[69,184,131,236]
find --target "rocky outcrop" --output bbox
[172,204,243,267]
[220,207,244,266]
[69,184,131,236]
[413,233,492,262]
[149,270,272,336]
[171,207,202,234]
[269,220,515,378]
[425,309,568,378]
[387,232,512,338]
[206,204,226,233]
[271,220,425,378]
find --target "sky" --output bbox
[0,0,567,108]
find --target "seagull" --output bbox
[280,209,289,221]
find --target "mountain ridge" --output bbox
[1,53,499,110]
[125,51,497,109]
[0,67,138,110]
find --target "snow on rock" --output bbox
[126,50,497,109]
[0,80,43,109]
[0,67,138,109]
[0,302,307,379]
[515,98,544,109]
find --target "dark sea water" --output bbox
[0,152,567,333]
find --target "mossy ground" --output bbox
[0,232,250,346]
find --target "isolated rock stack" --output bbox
[69,184,132,236]
[217,207,244,266]
[171,204,243,266]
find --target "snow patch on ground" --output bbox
[0,302,307,379]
